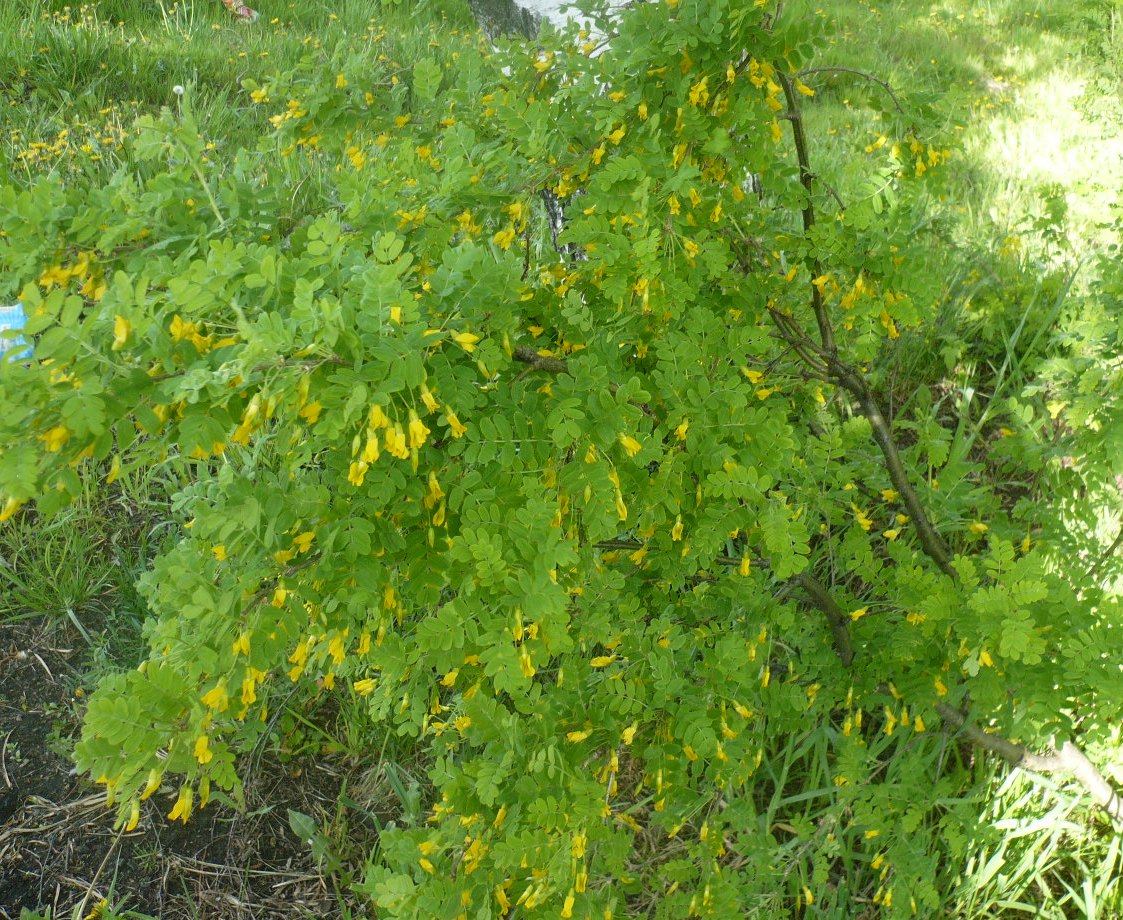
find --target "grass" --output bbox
[1,0,1121,917]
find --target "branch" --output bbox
[936,703,1123,829]
[512,345,568,375]
[776,71,835,356]
[796,66,905,114]
[793,572,854,666]
[843,370,955,575]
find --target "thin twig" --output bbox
[797,66,905,114]
[1085,524,1123,581]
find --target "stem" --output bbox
[849,376,954,575]
[777,71,835,356]
[936,702,1123,830]
[793,572,854,666]
[771,69,955,575]
[187,155,226,227]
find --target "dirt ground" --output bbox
[0,618,362,920]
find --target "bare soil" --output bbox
[0,618,354,920]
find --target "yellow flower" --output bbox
[211,544,227,561]
[687,76,710,107]
[978,649,994,667]
[293,531,315,553]
[671,516,684,542]
[383,424,408,459]
[361,435,380,463]
[560,889,575,919]
[675,418,689,441]
[335,73,347,88]
[619,434,642,457]
[453,331,481,352]
[851,504,874,531]
[795,79,815,97]
[250,87,269,103]
[566,729,592,743]
[493,226,516,250]
[881,489,898,502]
[201,682,228,711]
[124,798,141,832]
[348,461,368,487]
[441,668,459,687]
[40,425,70,452]
[299,401,322,424]
[850,607,868,622]
[418,858,436,874]
[408,410,430,449]
[419,383,439,413]
[140,768,162,800]
[590,655,615,667]
[445,409,467,438]
[0,497,24,522]
[368,403,390,429]
[969,521,989,535]
[112,315,130,350]
[519,646,536,679]
[193,735,213,765]
[169,314,199,343]
[621,722,638,744]
[913,715,926,732]
[168,786,193,823]
[354,678,376,696]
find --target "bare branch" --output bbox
[936,703,1123,829]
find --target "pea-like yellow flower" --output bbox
[619,434,642,457]
[40,425,70,452]
[201,682,228,712]
[168,786,193,823]
[445,409,467,438]
[193,735,213,765]
[112,315,130,350]
[408,410,430,449]
[453,331,481,352]
[419,383,439,413]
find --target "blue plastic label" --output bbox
[0,303,32,360]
